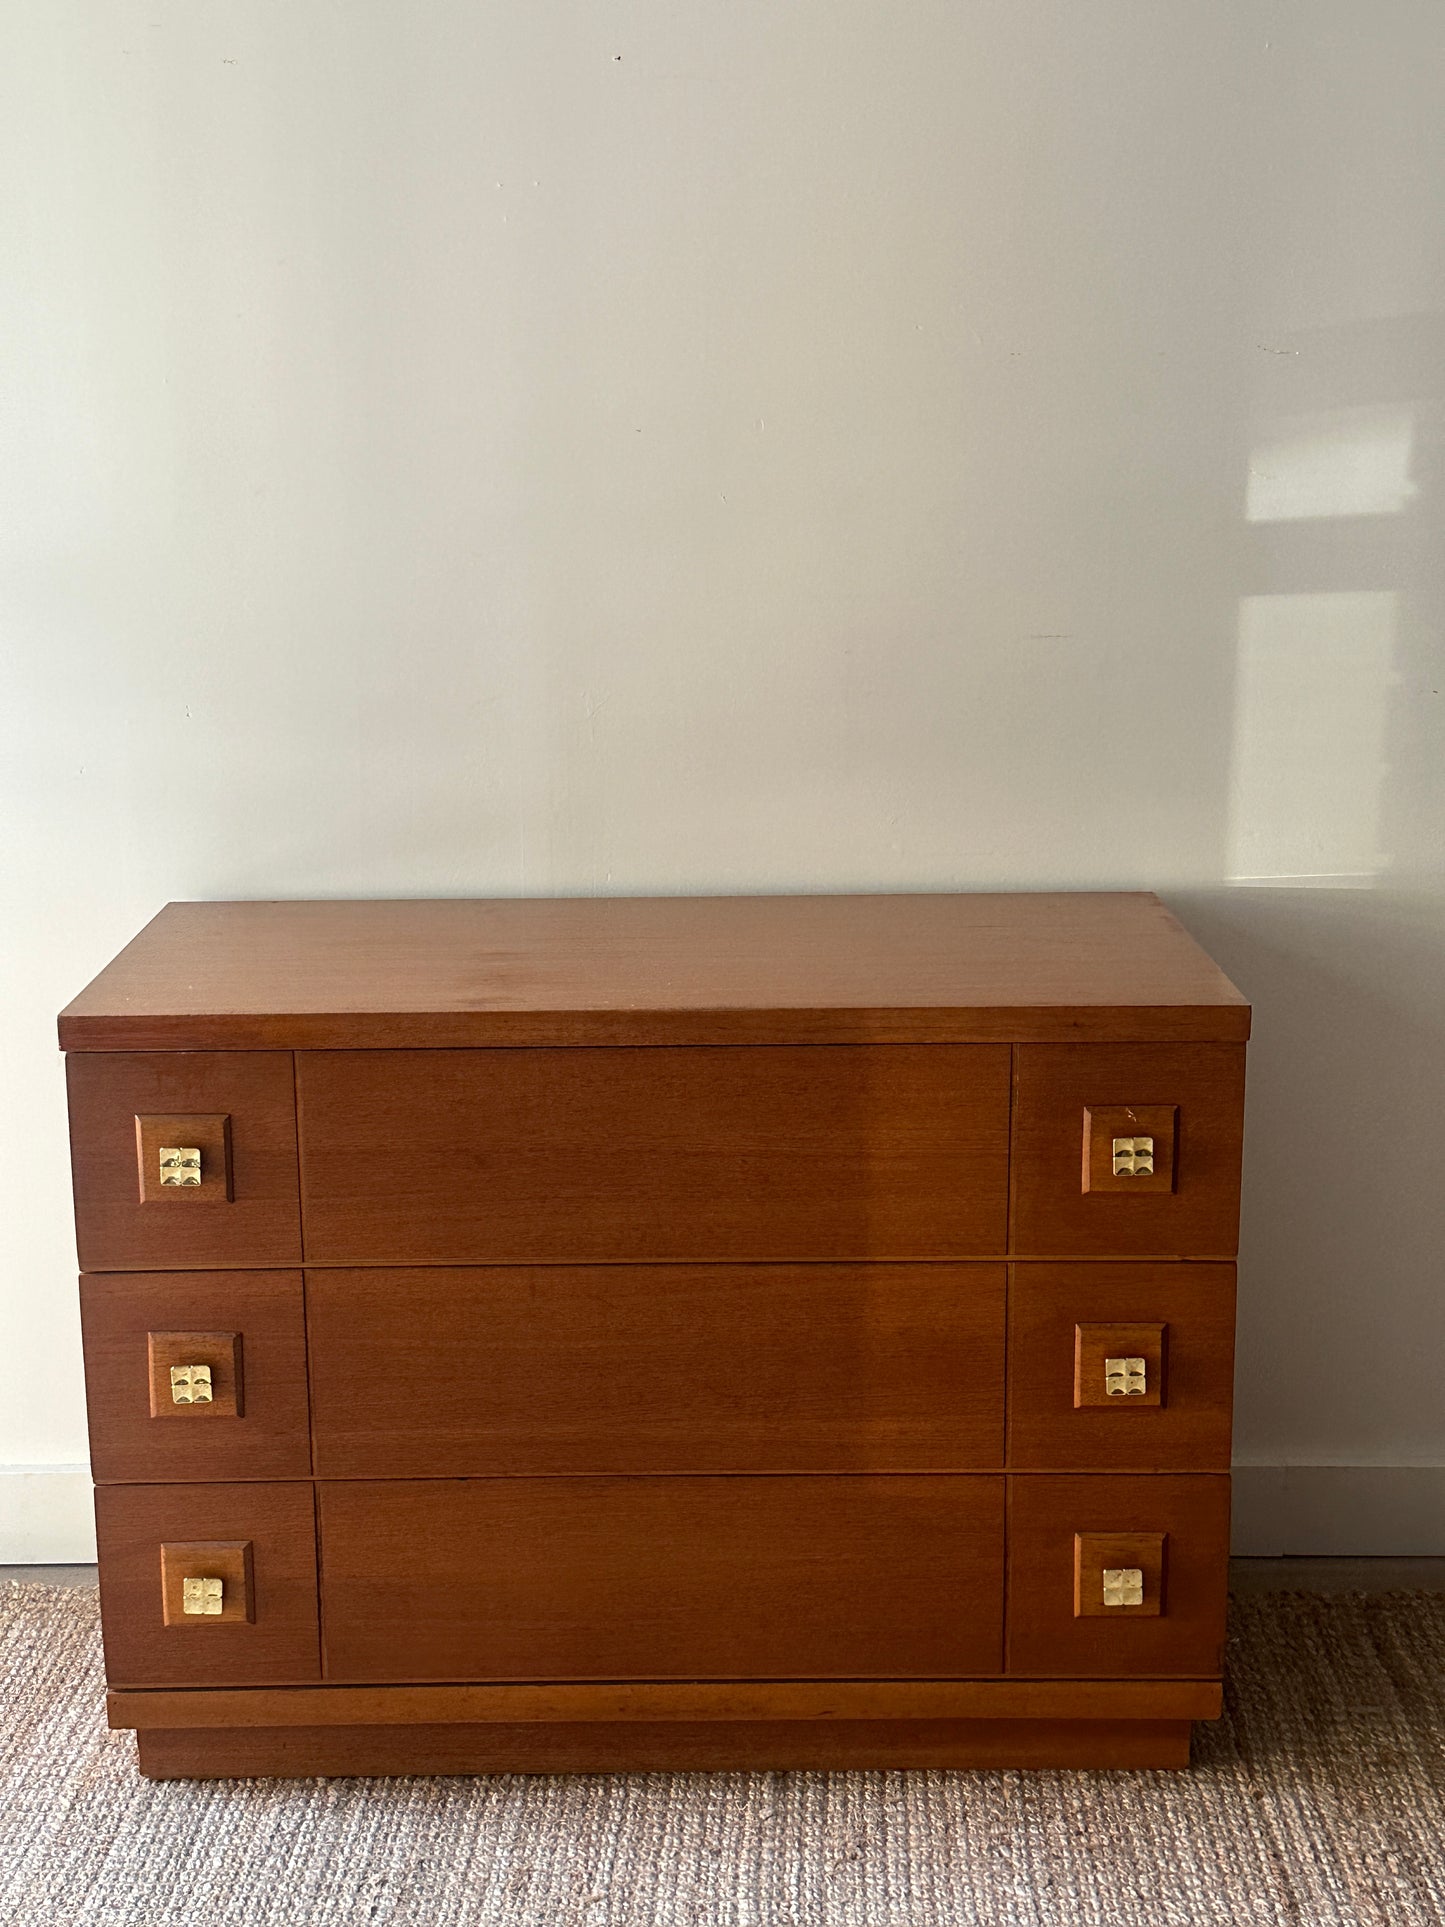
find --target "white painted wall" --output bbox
[2,1,1442,1558]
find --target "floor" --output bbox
[1229,1556,1445,1592]
[9,1557,1445,1591]
[6,1579,1445,1926]
[1,1565,100,1587]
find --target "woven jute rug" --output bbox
[2,1583,1443,1927]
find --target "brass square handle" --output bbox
[169,1364,213,1405]
[1102,1567,1145,1608]
[181,1575,225,1615]
[1104,1356,1147,1398]
[1111,1136,1154,1177]
[158,1146,202,1187]
[148,1333,241,1418]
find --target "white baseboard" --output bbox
[0,1468,96,1564]
[2,1464,1441,1565]
[1231,1465,1445,1556]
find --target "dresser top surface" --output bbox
[58,893,1248,1050]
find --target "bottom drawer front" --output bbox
[1006,1474,1229,1677]
[95,1483,321,1686]
[318,1476,1004,1681]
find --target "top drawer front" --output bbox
[68,1053,302,1271]
[1012,1045,1246,1257]
[297,1045,1010,1264]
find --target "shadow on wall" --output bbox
[1170,887,1445,1469]
[1168,313,1445,1475]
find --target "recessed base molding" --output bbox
[134,1716,1196,1777]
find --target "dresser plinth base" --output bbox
[135,1717,1194,1778]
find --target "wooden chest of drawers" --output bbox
[60,893,1248,1777]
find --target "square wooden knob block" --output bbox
[134,1113,233,1205]
[159,1541,254,1626]
[1082,1106,1178,1195]
[1074,1322,1166,1409]
[146,1332,243,1418]
[1074,1532,1167,1618]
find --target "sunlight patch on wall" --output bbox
[1227,591,1396,887]
[1245,407,1416,523]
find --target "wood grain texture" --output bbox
[58,894,1250,1051]
[1007,1474,1230,1678]
[1008,1264,1235,1470]
[67,1054,300,1270]
[1012,1045,1246,1257]
[317,1476,1005,1682]
[134,1716,1196,1776]
[94,1483,320,1687]
[306,1264,1004,1477]
[108,1678,1222,1728]
[81,1272,310,1482]
[296,1047,1010,1264]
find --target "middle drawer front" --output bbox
[295,1045,1011,1264]
[1007,1263,1236,1472]
[308,1264,1004,1477]
[79,1264,1238,1483]
[318,1475,1005,1681]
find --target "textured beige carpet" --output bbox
[3,1584,1444,1926]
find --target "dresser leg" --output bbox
[135,1718,1193,1778]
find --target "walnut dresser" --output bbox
[59,893,1248,1778]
